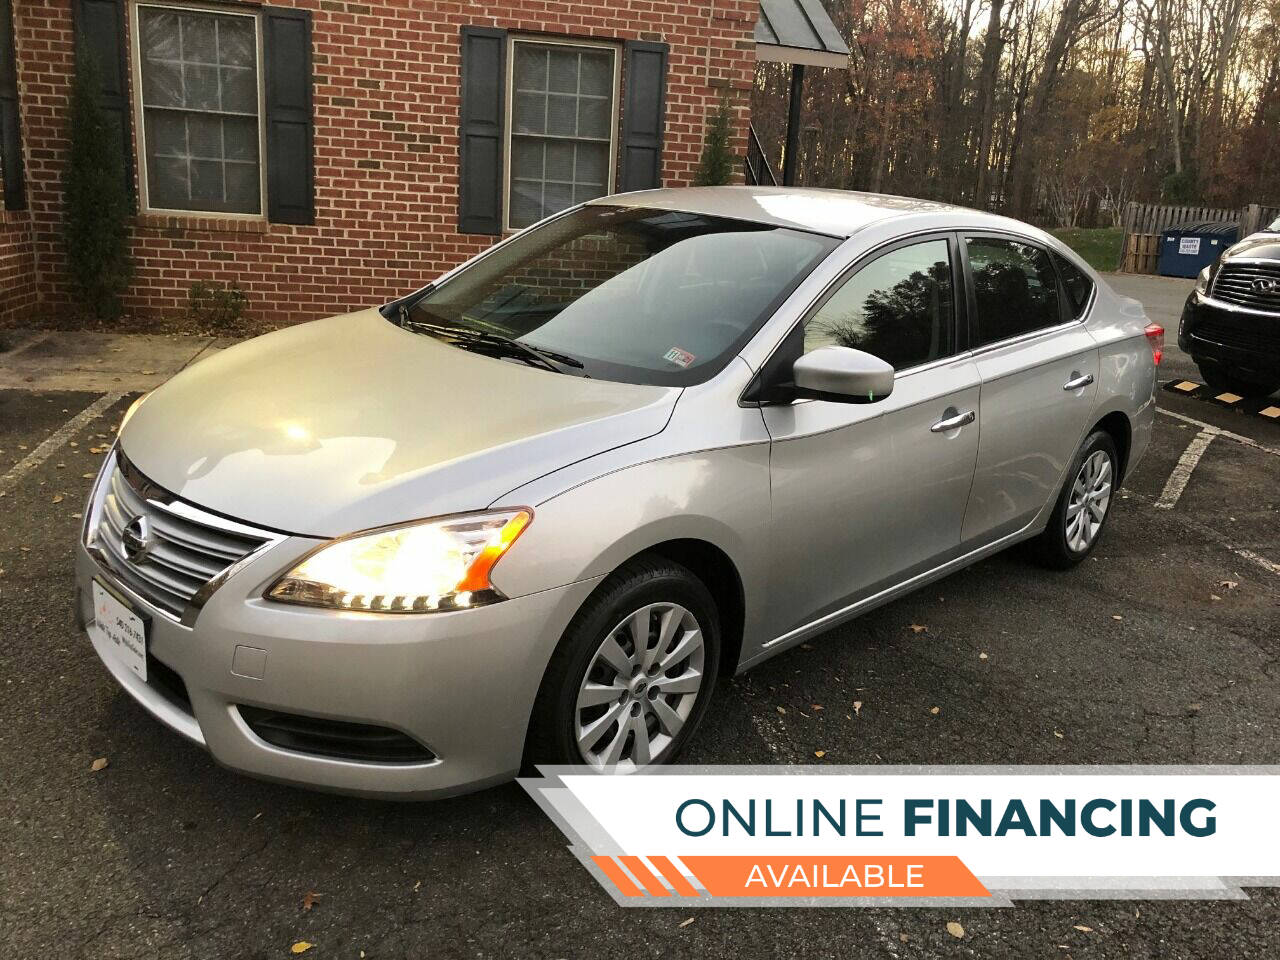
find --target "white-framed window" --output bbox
[504,36,620,231]
[130,1,265,217]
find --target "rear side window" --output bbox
[966,237,1061,347]
[1053,252,1094,319]
[803,238,955,371]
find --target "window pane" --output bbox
[507,41,616,229]
[968,238,1062,345]
[805,240,954,370]
[138,6,261,215]
[1052,251,1093,318]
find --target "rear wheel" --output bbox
[1030,429,1117,569]
[1196,360,1279,399]
[525,557,720,771]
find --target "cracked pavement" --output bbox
[2,295,1279,957]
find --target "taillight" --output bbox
[1144,323,1164,366]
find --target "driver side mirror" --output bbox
[792,346,894,403]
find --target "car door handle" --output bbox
[1063,373,1094,391]
[930,409,976,433]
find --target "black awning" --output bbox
[756,0,850,68]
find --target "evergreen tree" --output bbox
[694,98,735,186]
[64,50,132,320]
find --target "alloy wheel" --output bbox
[574,602,706,770]
[1065,449,1112,552]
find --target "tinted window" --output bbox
[1053,251,1094,318]
[803,239,954,371]
[405,205,839,386]
[967,237,1061,346]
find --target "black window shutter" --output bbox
[71,0,131,202]
[0,0,24,210]
[263,6,314,225]
[458,26,506,235]
[619,41,668,192]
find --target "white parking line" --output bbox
[1155,429,1216,510]
[1157,407,1280,459]
[0,392,124,498]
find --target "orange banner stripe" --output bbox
[592,856,643,898]
[619,856,671,897]
[648,856,701,898]
[679,856,990,898]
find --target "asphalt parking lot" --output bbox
[2,275,1278,958]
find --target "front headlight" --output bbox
[1195,264,1212,296]
[266,509,532,613]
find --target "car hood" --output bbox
[1226,234,1280,260]
[120,310,679,537]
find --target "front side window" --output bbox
[967,237,1062,347]
[507,39,618,230]
[403,205,839,386]
[803,239,955,371]
[135,4,262,215]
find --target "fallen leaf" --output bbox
[898,932,910,943]
[679,917,695,928]
[852,700,862,717]
[90,757,109,772]
[930,706,940,715]
[290,943,314,955]
[1112,615,1124,621]
[1074,924,1093,932]
[776,706,786,715]
[81,473,95,479]
[1210,594,1221,601]
[1218,580,1238,590]
[51,494,64,504]
[1188,702,1203,712]
[1054,730,1064,739]
[979,652,989,660]
[811,704,823,711]
[946,921,965,938]
[814,750,826,758]
[909,624,927,633]
[301,891,321,912]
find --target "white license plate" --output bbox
[90,580,147,682]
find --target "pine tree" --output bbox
[694,97,735,186]
[64,50,132,321]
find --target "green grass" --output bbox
[1050,227,1124,272]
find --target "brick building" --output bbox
[0,0,846,326]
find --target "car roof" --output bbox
[590,186,988,238]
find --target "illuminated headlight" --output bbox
[266,510,532,613]
[1194,265,1212,296]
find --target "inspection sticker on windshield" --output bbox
[663,347,696,368]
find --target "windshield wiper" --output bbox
[399,315,585,374]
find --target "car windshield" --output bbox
[400,205,839,386]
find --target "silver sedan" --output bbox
[76,187,1160,798]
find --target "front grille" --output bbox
[238,706,437,764]
[1191,319,1278,355]
[1211,261,1280,312]
[91,454,273,620]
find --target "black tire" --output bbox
[1196,360,1280,399]
[1029,429,1119,570]
[525,556,721,771]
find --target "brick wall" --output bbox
[0,208,37,323]
[8,0,757,327]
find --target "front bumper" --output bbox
[1178,292,1280,380]
[76,540,601,799]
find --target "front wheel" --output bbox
[525,557,720,772]
[1030,430,1118,569]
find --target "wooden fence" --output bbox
[1119,202,1279,274]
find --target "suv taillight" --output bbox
[1144,323,1164,366]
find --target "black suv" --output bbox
[1179,217,1280,398]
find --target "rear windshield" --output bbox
[403,205,839,386]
